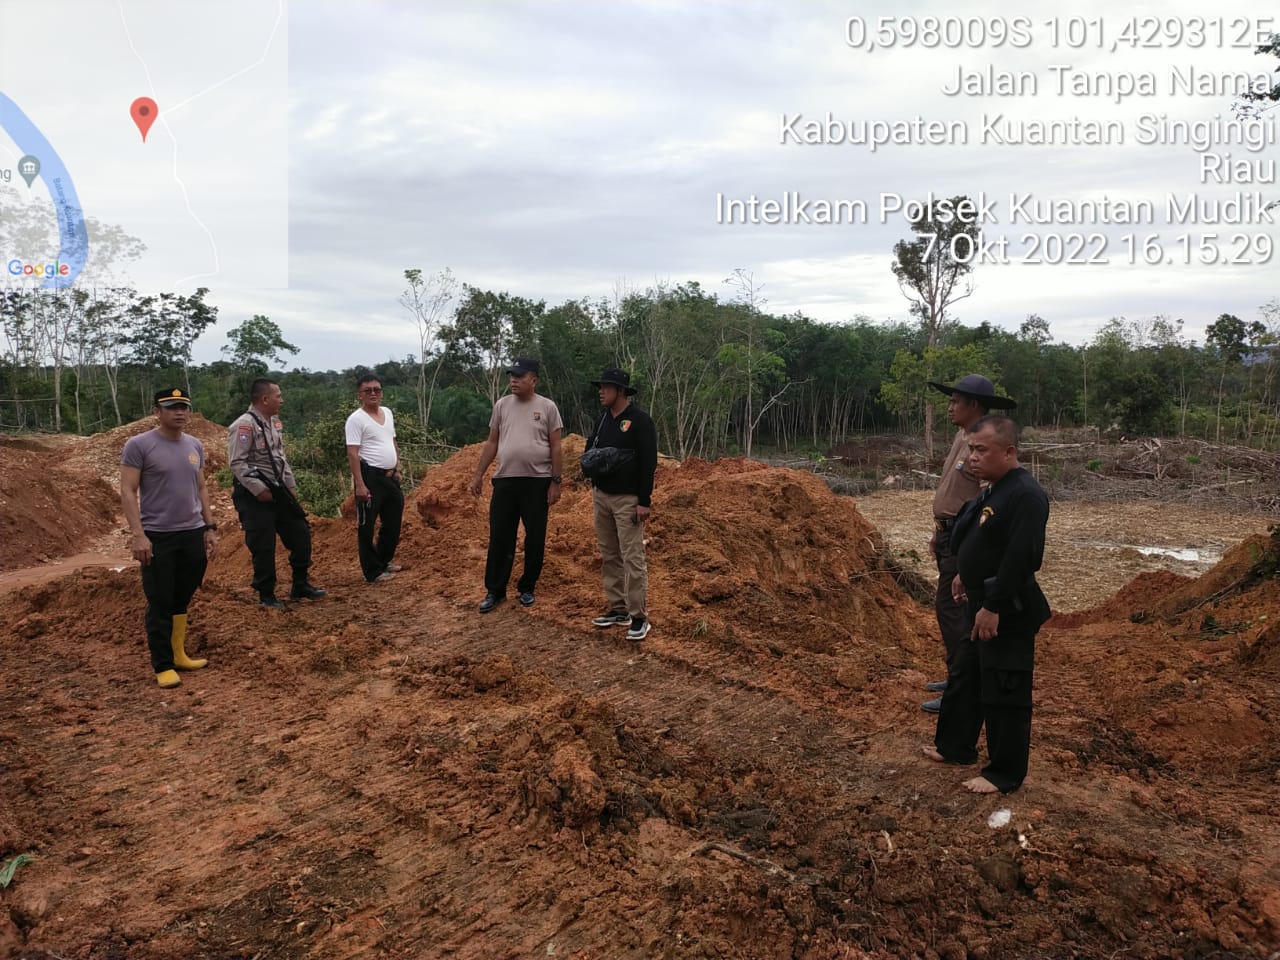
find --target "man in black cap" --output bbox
[920,374,1017,713]
[585,368,658,641]
[469,357,564,612]
[120,388,219,688]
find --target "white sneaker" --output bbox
[373,571,397,583]
[625,618,650,641]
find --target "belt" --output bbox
[934,517,955,532]
[361,460,397,477]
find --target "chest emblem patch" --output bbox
[188,452,199,466]
[620,420,632,433]
[979,506,995,526]
[532,411,542,421]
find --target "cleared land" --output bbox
[1,427,1277,959]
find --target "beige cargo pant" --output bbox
[592,488,648,618]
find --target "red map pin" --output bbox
[130,97,158,142]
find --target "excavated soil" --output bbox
[1,425,1278,959]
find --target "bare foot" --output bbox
[963,776,1000,794]
[921,746,946,763]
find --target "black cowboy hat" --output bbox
[927,374,1017,409]
[590,367,637,396]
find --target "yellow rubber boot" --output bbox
[156,670,181,688]
[171,614,207,671]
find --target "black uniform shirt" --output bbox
[952,466,1052,669]
[585,403,658,507]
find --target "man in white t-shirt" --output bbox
[468,357,563,612]
[345,374,404,583]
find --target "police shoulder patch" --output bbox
[237,430,250,444]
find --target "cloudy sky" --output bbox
[1,1,1276,369]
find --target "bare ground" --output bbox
[1,427,1278,959]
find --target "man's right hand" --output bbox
[132,534,153,566]
[468,476,482,497]
[256,488,274,502]
[354,482,371,501]
[928,530,937,559]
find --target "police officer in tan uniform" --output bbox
[228,378,326,608]
[921,375,1016,713]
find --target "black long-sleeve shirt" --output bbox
[952,466,1052,669]
[585,403,658,507]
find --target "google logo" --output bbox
[7,259,70,277]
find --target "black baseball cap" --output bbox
[508,357,540,376]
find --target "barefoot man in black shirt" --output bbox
[923,414,1051,794]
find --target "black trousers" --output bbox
[232,486,312,597]
[934,634,1034,793]
[357,464,404,581]
[484,477,551,595]
[140,529,208,672]
[934,528,971,678]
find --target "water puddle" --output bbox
[1071,540,1218,566]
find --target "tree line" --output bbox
[3,271,1280,457]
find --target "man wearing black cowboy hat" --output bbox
[585,367,658,641]
[469,357,564,612]
[920,375,1017,714]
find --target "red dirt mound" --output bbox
[401,436,928,691]
[0,416,229,573]
[0,437,118,570]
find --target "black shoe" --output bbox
[921,697,942,714]
[479,592,505,613]
[592,610,632,628]
[290,583,328,600]
[925,680,949,693]
[259,594,284,610]
[518,591,535,607]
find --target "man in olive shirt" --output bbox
[469,357,564,612]
[921,375,1016,713]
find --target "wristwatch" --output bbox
[550,475,562,484]
[203,522,218,531]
